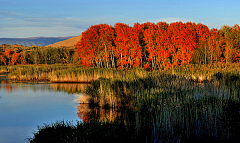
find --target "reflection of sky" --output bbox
[0,82,81,143]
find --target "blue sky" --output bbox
[1,0,240,38]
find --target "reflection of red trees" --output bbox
[1,81,12,93]
[6,85,12,93]
[76,102,122,123]
[77,104,90,122]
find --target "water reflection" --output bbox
[72,80,240,142]
[0,81,18,93]
[77,103,120,122]
[0,81,90,95]
[49,83,89,94]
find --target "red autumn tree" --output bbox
[167,22,198,66]
[4,49,11,64]
[182,22,198,65]
[11,51,20,65]
[114,22,141,69]
[98,24,115,68]
[143,22,158,69]
[155,22,170,69]
[0,55,7,65]
[195,23,210,64]
[76,25,100,67]
[76,24,115,68]
[134,22,153,67]
[129,24,142,67]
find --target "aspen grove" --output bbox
[76,22,240,70]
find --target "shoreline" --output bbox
[1,63,240,83]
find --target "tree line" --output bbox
[0,46,77,65]
[76,21,240,70]
[1,21,240,70]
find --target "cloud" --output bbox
[0,11,19,18]
[0,26,84,38]
[201,16,240,29]
[153,17,192,23]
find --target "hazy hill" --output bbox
[47,35,82,47]
[0,36,74,47]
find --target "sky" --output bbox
[0,0,240,38]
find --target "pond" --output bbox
[0,81,88,143]
[1,74,240,142]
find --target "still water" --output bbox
[0,81,86,143]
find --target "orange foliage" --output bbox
[0,55,6,65]
[75,22,240,69]
[20,53,27,65]
[11,51,20,65]
[4,49,11,57]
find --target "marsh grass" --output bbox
[3,63,240,83]
[48,67,149,83]
[83,64,240,108]
[26,120,144,143]
[84,73,195,107]
[0,66,8,73]
[6,64,76,81]
[169,63,240,82]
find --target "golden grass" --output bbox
[3,62,240,83]
[46,35,82,47]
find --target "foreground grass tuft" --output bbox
[26,120,144,143]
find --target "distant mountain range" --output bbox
[0,36,75,46]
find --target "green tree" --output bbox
[30,49,40,64]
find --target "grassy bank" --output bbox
[5,64,78,82]
[2,63,240,83]
[49,67,148,83]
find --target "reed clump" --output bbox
[26,120,144,143]
[84,73,193,108]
